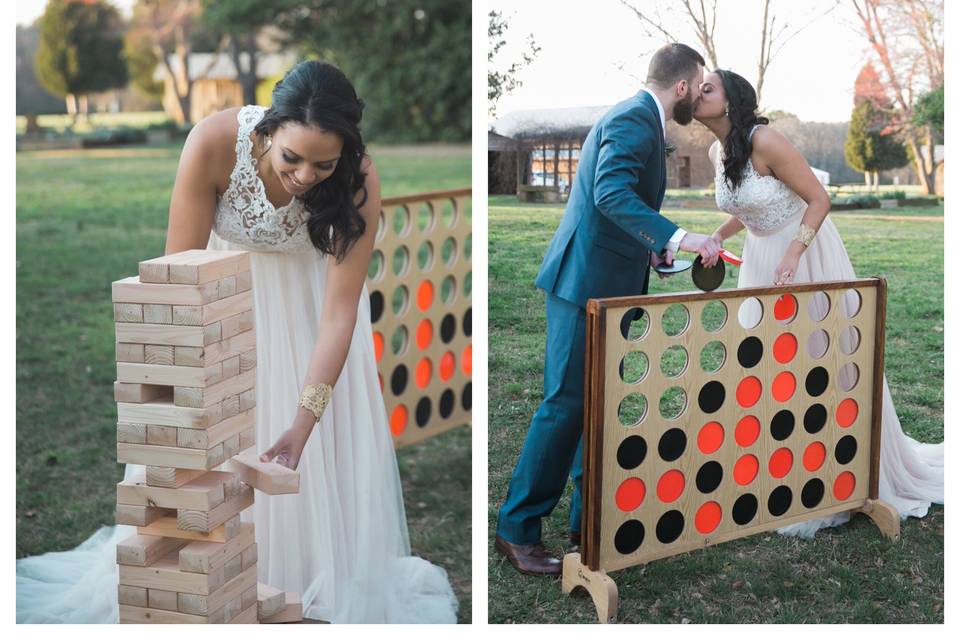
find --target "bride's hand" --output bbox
[260,422,313,470]
[774,251,801,285]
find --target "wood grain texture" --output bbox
[222,449,300,495]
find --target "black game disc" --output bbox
[692,255,726,291]
[653,258,693,275]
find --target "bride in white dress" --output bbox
[690,69,943,538]
[17,60,458,623]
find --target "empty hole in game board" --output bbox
[807,291,831,322]
[662,304,690,337]
[619,351,649,384]
[838,362,860,392]
[391,286,410,316]
[392,205,411,237]
[659,386,687,420]
[700,341,726,373]
[840,289,862,318]
[620,308,650,341]
[660,345,689,377]
[618,393,648,427]
[839,325,861,355]
[417,241,434,272]
[806,329,830,359]
[368,250,385,281]
[701,300,727,332]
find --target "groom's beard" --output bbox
[673,93,695,125]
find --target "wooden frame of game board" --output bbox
[562,278,899,623]
[371,188,472,448]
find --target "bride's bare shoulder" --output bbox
[751,125,794,154]
[178,108,245,187]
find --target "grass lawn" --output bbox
[16,143,472,622]
[488,195,943,624]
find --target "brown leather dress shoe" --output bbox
[494,535,562,576]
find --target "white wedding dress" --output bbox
[17,105,458,623]
[711,126,944,538]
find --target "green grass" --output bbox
[16,111,174,135]
[488,197,943,624]
[16,143,472,622]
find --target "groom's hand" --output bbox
[649,250,674,279]
[679,232,722,268]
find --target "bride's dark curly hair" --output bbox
[717,69,770,191]
[253,60,368,262]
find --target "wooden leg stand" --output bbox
[561,553,618,624]
[856,498,901,542]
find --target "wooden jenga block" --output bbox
[219,275,238,298]
[160,249,250,286]
[119,548,223,594]
[231,604,259,623]
[221,310,254,340]
[236,271,252,294]
[257,583,285,619]
[260,592,303,623]
[173,330,255,369]
[174,368,256,409]
[117,362,223,388]
[241,543,258,570]
[145,466,207,488]
[143,345,175,366]
[114,381,169,404]
[172,291,253,327]
[178,562,257,616]
[143,304,173,324]
[137,513,241,543]
[177,484,253,533]
[113,275,221,306]
[118,603,220,624]
[221,394,240,420]
[116,503,171,526]
[115,322,218,347]
[119,398,222,430]
[222,355,241,380]
[239,348,257,373]
[177,409,253,451]
[118,470,235,511]
[179,522,255,574]
[114,303,143,323]
[118,441,224,470]
[116,342,145,363]
[242,584,257,611]
[147,588,179,612]
[238,388,256,412]
[117,533,188,567]
[223,449,300,495]
[138,259,169,284]
[239,428,256,451]
[118,584,148,607]
[117,422,147,444]
[146,425,179,447]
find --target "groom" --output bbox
[495,43,722,575]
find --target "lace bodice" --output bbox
[713,126,807,235]
[213,105,315,253]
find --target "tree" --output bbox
[488,11,540,117]
[619,0,838,105]
[844,100,908,188]
[128,0,220,124]
[912,84,943,142]
[34,0,128,120]
[275,0,471,143]
[123,32,165,100]
[17,24,67,116]
[200,0,282,106]
[852,0,943,193]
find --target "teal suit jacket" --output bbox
[534,90,678,307]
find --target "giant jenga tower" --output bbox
[112,250,303,623]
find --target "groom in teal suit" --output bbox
[496,43,722,575]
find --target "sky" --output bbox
[490,0,871,123]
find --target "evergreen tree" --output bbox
[844,100,908,188]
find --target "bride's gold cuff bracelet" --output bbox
[795,223,816,247]
[299,383,333,422]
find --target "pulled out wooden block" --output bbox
[177,484,253,533]
[257,583,285,619]
[117,533,188,567]
[117,441,224,470]
[260,592,303,623]
[114,381,169,404]
[116,503,172,527]
[178,562,257,616]
[138,513,242,544]
[179,522,255,574]
[223,449,300,495]
[113,275,220,306]
[118,470,235,511]
[145,466,207,488]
